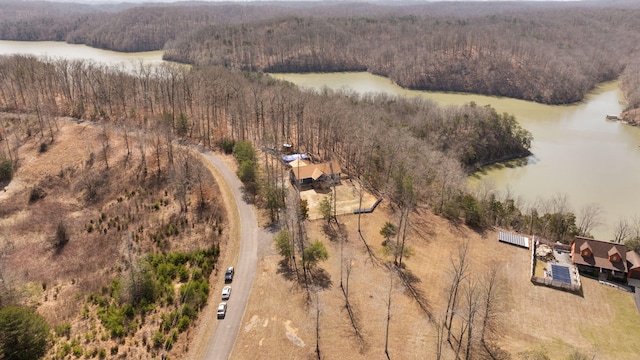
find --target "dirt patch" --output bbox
[299,178,379,220]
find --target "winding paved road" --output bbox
[199,150,261,360]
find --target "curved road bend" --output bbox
[200,151,260,360]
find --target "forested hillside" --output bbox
[1,1,640,108]
[0,53,599,243]
[0,55,529,175]
[164,8,640,105]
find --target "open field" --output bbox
[235,200,640,359]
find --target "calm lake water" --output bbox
[0,40,164,69]
[273,73,640,240]
[1,41,639,239]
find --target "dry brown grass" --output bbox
[3,116,640,360]
[0,118,228,359]
[235,199,640,360]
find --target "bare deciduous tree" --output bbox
[576,202,603,237]
[445,240,470,344]
[99,127,111,170]
[613,218,631,244]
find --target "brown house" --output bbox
[290,161,341,188]
[627,250,640,287]
[570,236,627,278]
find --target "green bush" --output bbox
[97,305,125,338]
[218,138,235,154]
[180,280,209,309]
[167,252,188,266]
[191,268,202,282]
[177,316,190,332]
[232,141,256,164]
[157,263,178,283]
[160,311,179,333]
[57,342,71,358]
[460,194,483,228]
[177,265,190,283]
[54,322,71,338]
[0,158,13,182]
[72,344,83,357]
[152,331,164,349]
[165,330,178,350]
[181,304,196,320]
[0,305,50,360]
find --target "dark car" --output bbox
[224,267,234,283]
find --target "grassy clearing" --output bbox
[580,287,640,359]
[535,260,547,278]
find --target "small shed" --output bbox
[282,153,309,163]
[498,231,529,249]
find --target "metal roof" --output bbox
[498,231,529,249]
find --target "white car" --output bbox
[221,286,232,300]
[217,302,227,319]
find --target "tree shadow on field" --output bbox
[410,217,436,243]
[396,267,433,320]
[469,224,488,237]
[276,259,297,282]
[323,221,347,242]
[264,223,281,234]
[308,268,332,290]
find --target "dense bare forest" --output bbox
[163,9,640,105]
[2,1,640,110]
[0,1,636,244]
[1,52,610,245]
[0,54,529,177]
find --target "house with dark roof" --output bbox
[626,250,640,287]
[290,161,341,188]
[570,236,627,279]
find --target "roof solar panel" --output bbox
[551,264,572,284]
